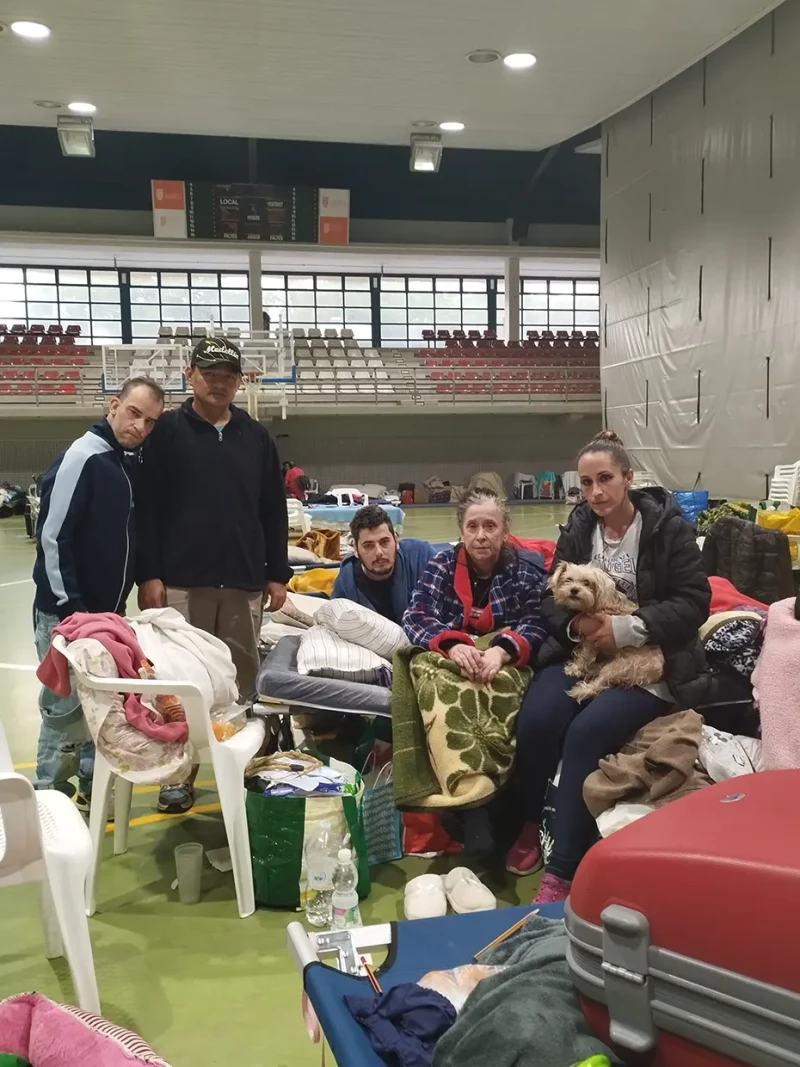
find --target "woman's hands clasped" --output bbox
[448,642,512,684]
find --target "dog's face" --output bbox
[548,562,617,613]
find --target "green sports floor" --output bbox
[0,503,568,1067]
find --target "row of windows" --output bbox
[0,267,123,344]
[0,267,601,346]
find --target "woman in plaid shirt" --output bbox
[402,490,548,857]
[403,490,548,681]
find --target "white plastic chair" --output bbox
[287,497,311,533]
[769,462,800,507]
[52,635,266,919]
[0,722,100,1014]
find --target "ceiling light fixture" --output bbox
[411,119,436,129]
[34,99,64,109]
[68,101,97,114]
[503,52,537,70]
[10,19,50,38]
[467,49,501,64]
[410,133,442,174]
[439,121,465,132]
[57,115,95,157]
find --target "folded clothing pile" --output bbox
[245,751,357,798]
[297,598,409,687]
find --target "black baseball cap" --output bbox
[190,337,243,374]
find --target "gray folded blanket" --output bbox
[432,915,621,1067]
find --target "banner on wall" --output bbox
[151,181,349,244]
[151,180,188,239]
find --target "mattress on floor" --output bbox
[255,635,391,717]
[305,504,405,535]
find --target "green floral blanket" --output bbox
[392,645,531,810]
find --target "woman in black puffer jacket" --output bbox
[508,431,713,904]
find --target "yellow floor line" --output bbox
[14,762,35,770]
[104,801,222,832]
[133,780,215,794]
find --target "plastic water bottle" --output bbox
[305,820,339,928]
[331,848,362,930]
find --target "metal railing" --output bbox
[289,363,600,408]
[0,358,599,410]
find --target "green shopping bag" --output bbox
[246,756,370,910]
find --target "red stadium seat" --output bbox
[47,324,63,336]
[65,325,82,337]
[11,324,26,336]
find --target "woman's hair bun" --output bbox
[593,429,625,446]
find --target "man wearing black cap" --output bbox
[136,336,291,812]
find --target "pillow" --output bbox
[316,598,407,659]
[0,992,173,1066]
[297,626,391,684]
[272,592,327,629]
[288,545,325,564]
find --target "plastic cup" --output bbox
[174,842,204,904]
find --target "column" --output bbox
[248,249,263,335]
[504,255,520,344]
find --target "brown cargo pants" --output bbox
[166,587,263,701]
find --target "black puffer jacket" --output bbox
[537,488,720,710]
[701,516,794,606]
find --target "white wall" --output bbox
[601,3,800,498]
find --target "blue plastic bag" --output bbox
[674,490,709,523]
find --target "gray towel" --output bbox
[432,915,621,1067]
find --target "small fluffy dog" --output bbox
[549,562,665,701]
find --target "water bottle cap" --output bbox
[338,848,351,862]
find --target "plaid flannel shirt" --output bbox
[402,545,548,667]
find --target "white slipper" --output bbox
[404,873,448,920]
[443,867,497,914]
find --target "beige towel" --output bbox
[583,710,712,818]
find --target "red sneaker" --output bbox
[533,872,572,904]
[506,821,543,876]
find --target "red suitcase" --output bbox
[566,771,800,1067]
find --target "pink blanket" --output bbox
[36,612,188,743]
[752,597,800,770]
[0,993,171,1066]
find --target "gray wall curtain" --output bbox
[601,3,800,499]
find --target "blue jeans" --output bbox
[33,609,95,798]
[516,663,672,881]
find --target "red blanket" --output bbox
[508,535,556,571]
[708,576,767,614]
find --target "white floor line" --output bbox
[0,663,37,671]
[0,579,33,588]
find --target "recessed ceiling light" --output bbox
[10,19,51,38]
[34,99,64,109]
[411,119,436,129]
[467,49,501,64]
[439,122,465,132]
[503,52,537,70]
[68,101,97,114]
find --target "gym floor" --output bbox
[0,503,567,1067]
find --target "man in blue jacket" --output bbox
[32,377,165,809]
[332,505,435,624]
